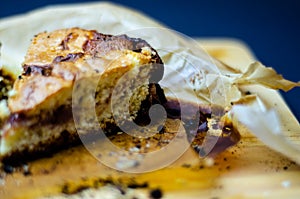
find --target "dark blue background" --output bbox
[1,0,299,121]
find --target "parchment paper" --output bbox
[0,2,299,164]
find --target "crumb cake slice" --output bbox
[0,28,166,161]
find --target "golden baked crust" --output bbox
[9,28,163,114]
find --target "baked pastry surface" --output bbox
[0,28,166,161]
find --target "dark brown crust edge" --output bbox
[1,130,80,165]
[82,32,164,83]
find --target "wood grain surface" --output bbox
[0,39,299,199]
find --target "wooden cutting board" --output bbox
[0,39,299,199]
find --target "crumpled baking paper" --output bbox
[0,2,299,163]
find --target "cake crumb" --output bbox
[150,188,163,199]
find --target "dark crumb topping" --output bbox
[150,188,163,199]
[245,91,251,95]
[2,163,32,176]
[0,69,14,100]
[60,176,149,195]
[22,64,53,77]
[3,164,14,174]
[127,181,149,189]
